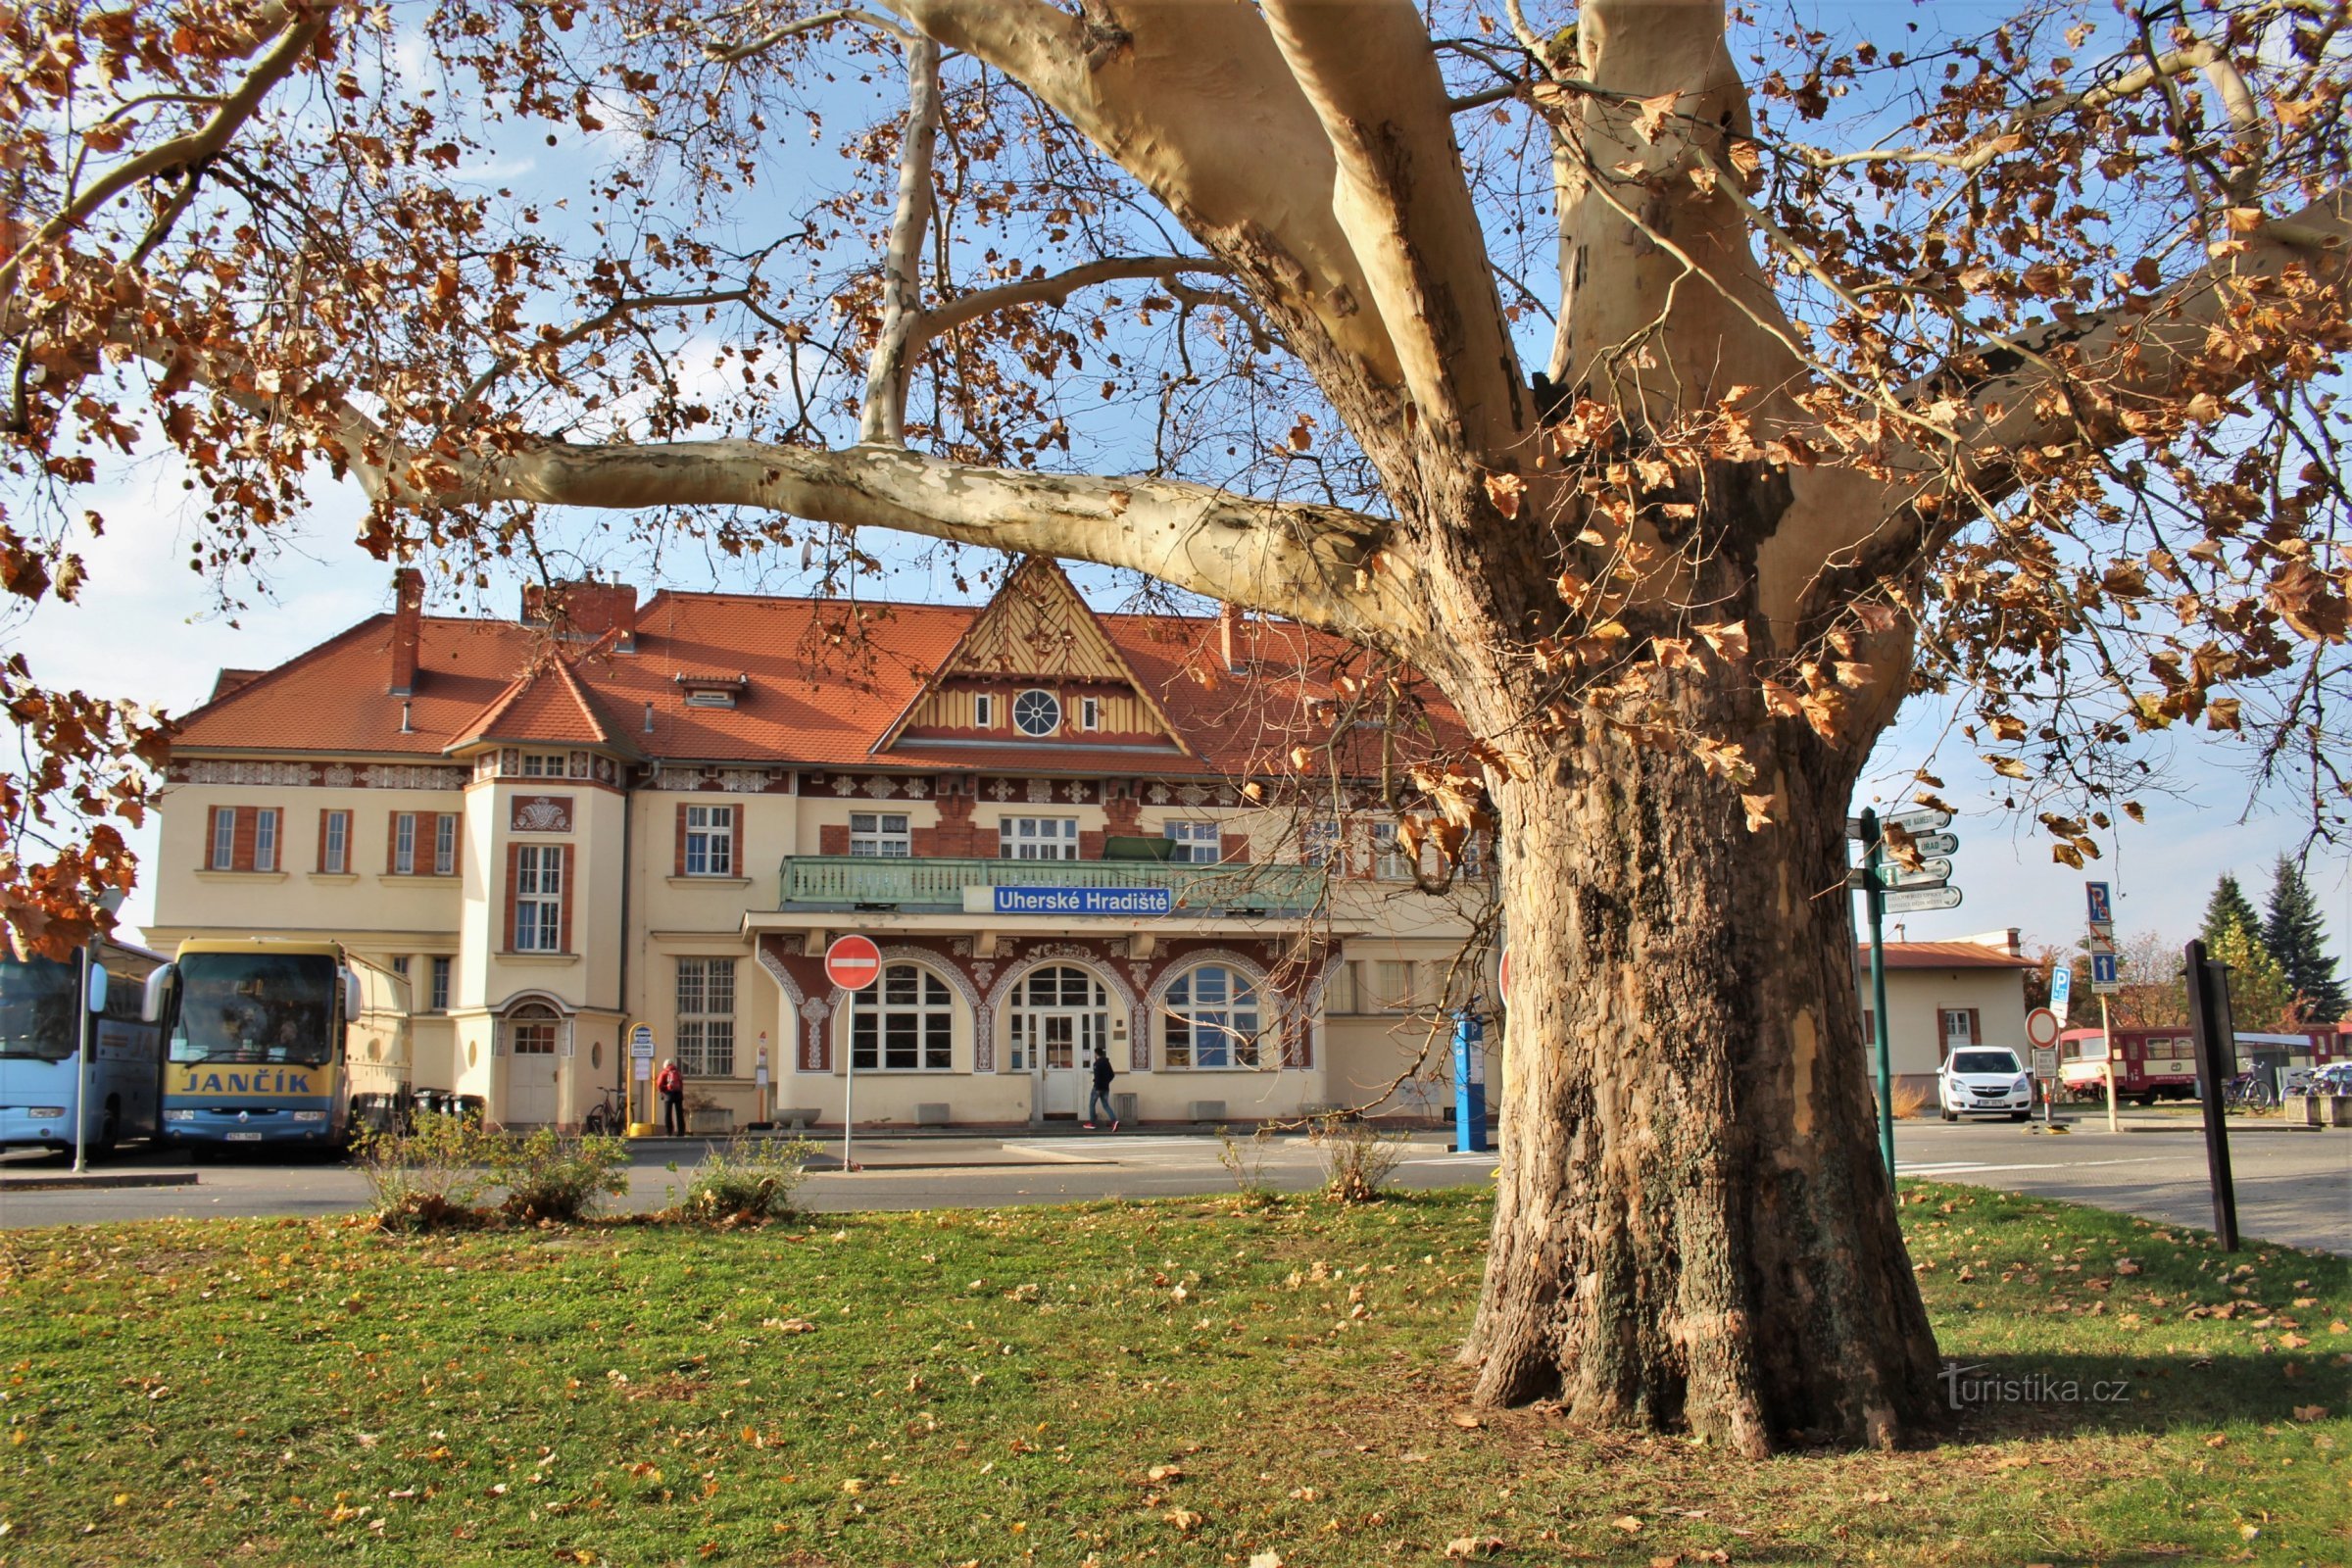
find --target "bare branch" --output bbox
[909,255,1232,343]
[0,9,328,312]
[704,6,915,62]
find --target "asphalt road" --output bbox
[3,1115,2345,1251]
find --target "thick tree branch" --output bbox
[881,0,1404,391]
[405,437,1415,646]
[1548,1,1802,414]
[703,5,916,61]
[1759,189,2352,630]
[858,33,942,445]
[1259,0,1526,450]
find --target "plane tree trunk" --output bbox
[1455,677,1941,1452]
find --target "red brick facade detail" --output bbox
[816,823,850,856]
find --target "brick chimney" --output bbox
[389,567,423,696]
[522,578,638,650]
[1219,602,1244,672]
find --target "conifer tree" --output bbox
[2201,875,2262,952]
[2261,858,2347,1023]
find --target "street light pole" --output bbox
[71,943,94,1175]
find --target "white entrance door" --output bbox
[502,1006,562,1125]
[1010,966,1108,1121]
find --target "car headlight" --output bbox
[292,1109,326,1122]
[164,1108,196,1122]
[2013,1075,2032,1093]
[28,1106,66,1118]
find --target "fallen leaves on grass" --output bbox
[1445,1537,1505,1559]
[1163,1508,1202,1534]
[1449,1409,1486,1430]
[1613,1515,1643,1533]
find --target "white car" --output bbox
[1939,1047,2034,1122]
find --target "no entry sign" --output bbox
[824,934,882,991]
[2025,1006,2061,1050]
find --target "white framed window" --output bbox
[252,808,279,872]
[1000,816,1080,860]
[684,689,734,709]
[1302,818,1342,868]
[429,956,452,1012]
[973,693,996,728]
[850,963,954,1071]
[1165,964,1263,1069]
[514,845,564,952]
[321,810,349,874]
[211,808,236,870]
[677,957,737,1076]
[519,752,566,777]
[1163,821,1222,863]
[1008,964,1107,1072]
[1371,822,1415,881]
[1938,1007,1980,1056]
[684,804,735,876]
[850,812,910,858]
[435,813,458,876]
[1011,688,1061,736]
[394,811,417,874]
[1079,696,1101,730]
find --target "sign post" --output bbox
[2083,883,2120,1134]
[824,935,883,1170]
[628,1023,657,1129]
[2025,1006,2061,1128]
[1857,808,1896,1178]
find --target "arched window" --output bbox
[1165,965,1262,1069]
[850,963,954,1071]
[506,1002,560,1055]
[1007,964,1107,1072]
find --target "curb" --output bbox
[0,1170,200,1192]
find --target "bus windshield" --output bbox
[0,956,78,1061]
[171,953,338,1066]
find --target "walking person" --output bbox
[657,1056,686,1137]
[1084,1045,1118,1131]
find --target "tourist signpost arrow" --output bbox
[1874,857,1954,889]
[826,935,883,1170]
[1882,885,1964,914]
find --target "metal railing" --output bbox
[777,855,1324,913]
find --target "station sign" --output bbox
[991,886,1172,916]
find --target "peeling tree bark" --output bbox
[858,33,942,445]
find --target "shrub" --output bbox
[353,1112,494,1233]
[1890,1079,1932,1120]
[1310,1114,1405,1204]
[682,1135,819,1223]
[1213,1124,1280,1207]
[494,1127,630,1223]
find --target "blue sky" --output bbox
[10,0,2345,981]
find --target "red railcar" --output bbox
[2059,1026,2345,1103]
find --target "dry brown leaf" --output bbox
[1483,471,1524,520]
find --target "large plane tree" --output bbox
[4,1,2347,1449]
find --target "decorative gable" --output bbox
[873,558,1188,755]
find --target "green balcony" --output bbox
[777,856,1326,915]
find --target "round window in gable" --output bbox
[1012,689,1061,737]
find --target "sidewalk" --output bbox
[0,1168,199,1191]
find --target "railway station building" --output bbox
[146,560,1491,1132]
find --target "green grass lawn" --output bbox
[1,1183,2344,1567]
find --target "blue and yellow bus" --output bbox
[0,936,168,1156]
[151,939,411,1150]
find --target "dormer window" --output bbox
[1012,688,1061,737]
[1080,696,1101,731]
[973,693,996,728]
[675,671,749,710]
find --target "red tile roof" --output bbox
[169,575,1464,780]
[1856,941,2036,970]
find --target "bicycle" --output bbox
[581,1084,630,1136]
[2222,1071,2277,1112]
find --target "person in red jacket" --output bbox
[656,1057,685,1137]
